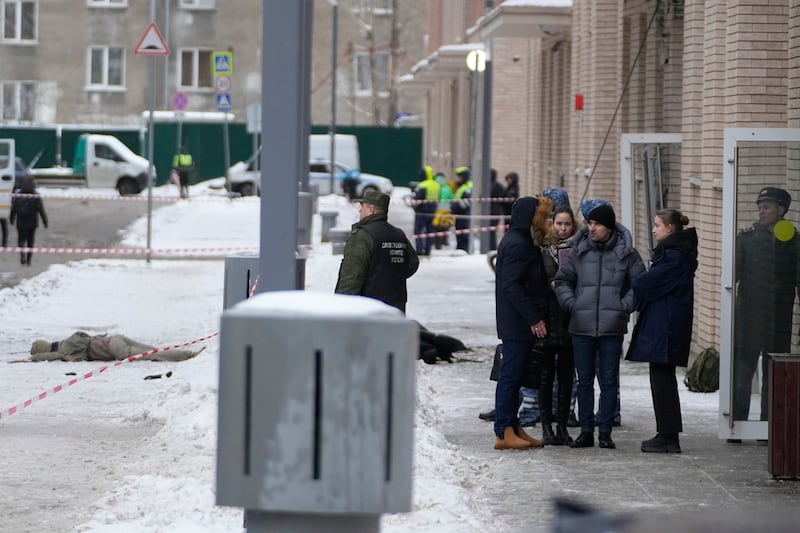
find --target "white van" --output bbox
[0,139,15,221]
[309,134,360,170]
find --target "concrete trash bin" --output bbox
[216,291,417,520]
[319,210,339,242]
[223,252,306,309]
[329,228,350,255]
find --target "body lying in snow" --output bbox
[29,332,204,362]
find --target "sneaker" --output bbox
[641,433,681,453]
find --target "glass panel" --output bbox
[375,52,389,92]
[732,141,800,422]
[20,0,34,40]
[19,81,34,120]
[355,53,370,92]
[630,142,683,253]
[2,84,15,119]
[197,51,212,87]
[90,48,104,84]
[108,47,123,86]
[4,3,17,39]
[180,50,193,86]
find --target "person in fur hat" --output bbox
[492,195,553,450]
[29,332,205,362]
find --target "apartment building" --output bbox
[402,0,800,440]
[0,0,427,127]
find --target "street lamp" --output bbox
[466,48,491,253]
[329,0,338,194]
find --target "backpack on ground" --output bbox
[684,347,720,393]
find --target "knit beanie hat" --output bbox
[587,204,616,230]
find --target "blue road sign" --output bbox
[216,92,232,112]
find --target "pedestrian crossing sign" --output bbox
[212,51,233,76]
[216,93,232,112]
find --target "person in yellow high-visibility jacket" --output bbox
[452,166,473,252]
[172,146,194,199]
[413,165,441,255]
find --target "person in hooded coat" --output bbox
[626,209,698,453]
[10,176,48,266]
[493,195,553,450]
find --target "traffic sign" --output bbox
[215,75,231,93]
[134,23,170,56]
[211,51,233,76]
[216,93,232,112]
[172,91,188,111]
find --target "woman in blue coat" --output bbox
[626,208,698,453]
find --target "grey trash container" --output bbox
[216,291,417,528]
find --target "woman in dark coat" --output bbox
[10,176,48,266]
[626,208,698,453]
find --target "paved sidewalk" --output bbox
[423,349,800,532]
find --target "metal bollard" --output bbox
[216,291,417,532]
[319,210,339,242]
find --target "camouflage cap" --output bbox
[361,190,390,211]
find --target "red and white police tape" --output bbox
[412,224,507,240]
[0,333,219,422]
[0,245,258,257]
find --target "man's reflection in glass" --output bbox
[733,187,799,422]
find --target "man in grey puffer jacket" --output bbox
[554,203,645,449]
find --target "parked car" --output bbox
[0,155,31,191]
[308,159,394,198]
[226,152,394,198]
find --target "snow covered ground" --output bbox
[0,181,724,532]
[0,181,501,532]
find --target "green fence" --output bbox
[1,123,422,187]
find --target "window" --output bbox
[94,143,118,161]
[86,0,127,7]
[87,46,125,90]
[179,48,213,90]
[1,81,36,121]
[351,0,393,16]
[1,0,37,42]
[354,51,390,96]
[179,0,215,9]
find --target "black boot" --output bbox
[554,423,573,446]
[598,432,616,449]
[641,433,681,453]
[20,252,26,265]
[26,252,32,266]
[570,431,594,448]
[541,422,555,446]
[478,408,495,422]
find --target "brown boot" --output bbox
[515,425,544,448]
[494,426,534,450]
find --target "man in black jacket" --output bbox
[733,187,799,423]
[335,191,419,313]
[493,195,552,450]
